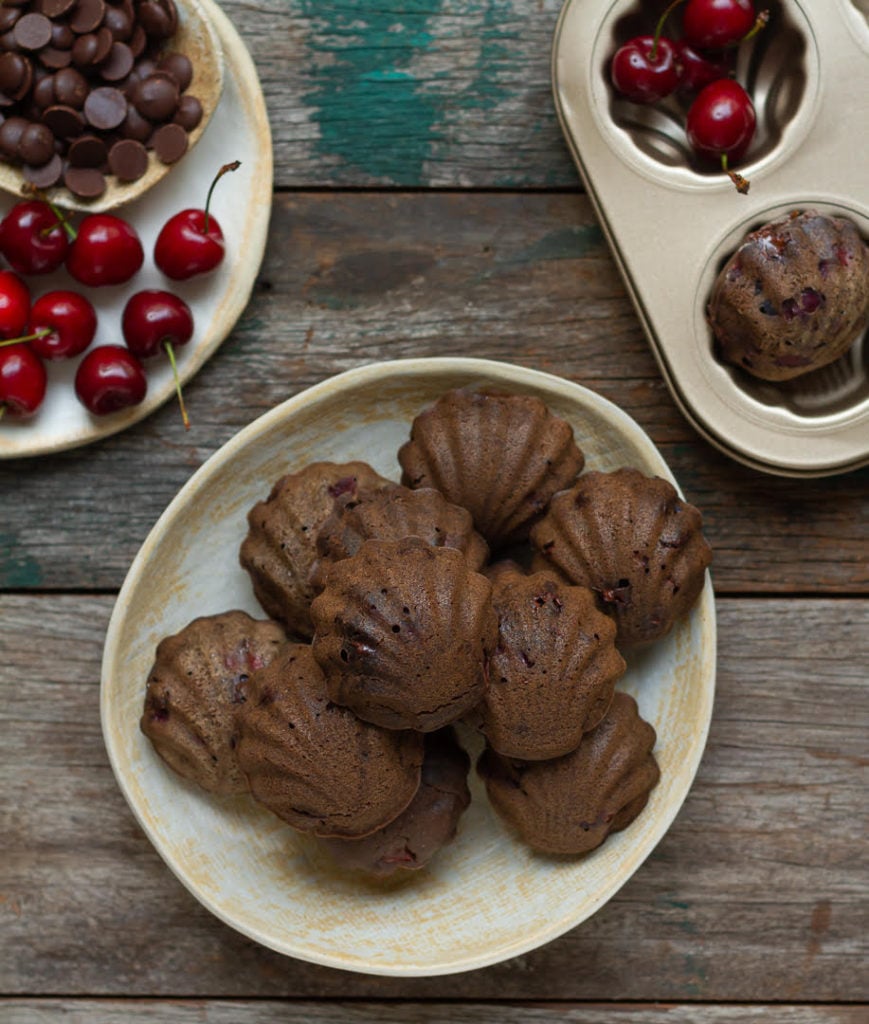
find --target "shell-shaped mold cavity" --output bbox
[239,461,392,638]
[319,728,471,877]
[311,537,499,732]
[708,210,869,382]
[473,565,625,761]
[397,389,585,549]
[140,610,287,795]
[315,484,489,581]
[478,691,660,856]
[236,643,424,838]
[530,468,712,647]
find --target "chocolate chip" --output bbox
[71,33,98,68]
[32,72,56,111]
[0,9,20,35]
[69,0,105,36]
[19,120,54,164]
[0,115,27,157]
[127,22,145,58]
[91,24,113,63]
[132,71,177,121]
[84,84,125,129]
[42,102,84,138]
[64,163,105,197]
[24,150,62,186]
[38,0,77,17]
[14,13,52,52]
[108,136,146,179]
[138,1,173,40]
[41,46,73,70]
[7,55,32,101]
[50,22,75,50]
[0,52,27,94]
[103,5,132,42]
[157,51,191,92]
[119,102,150,141]
[68,131,105,166]
[54,66,87,108]
[172,94,201,132]
[0,31,18,55]
[99,40,132,82]
[152,121,185,164]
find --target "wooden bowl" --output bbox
[0,0,224,213]
[101,358,717,976]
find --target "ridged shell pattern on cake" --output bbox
[708,210,869,382]
[319,728,471,877]
[236,643,424,838]
[315,484,489,580]
[530,468,712,646]
[397,389,585,549]
[311,537,499,732]
[478,692,660,855]
[475,564,625,761]
[239,461,392,638]
[140,610,287,795]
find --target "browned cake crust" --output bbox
[237,643,424,838]
[239,461,392,638]
[397,388,585,549]
[708,210,869,382]
[478,692,660,855]
[530,468,711,647]
[320,728,471,877]
[315,484,489,581]
[472,564,625,761]
[140,610,286,795]
[311,537,499,732]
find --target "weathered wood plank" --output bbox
[222,0,579,188]
[1,595,866,1000]
[2,1002,867,1024]
[1,193,865,593]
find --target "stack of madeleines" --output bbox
[140,388,712,877]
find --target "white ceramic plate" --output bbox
[101,358,717,977]
[0,0,272,459]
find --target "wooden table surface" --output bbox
[2,2,867,1021]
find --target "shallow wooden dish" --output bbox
[0,0,224,214]
[101,357,717,977]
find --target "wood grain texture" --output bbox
[2,1002,867,1024]
[2,595,866,1000]
[1,193,865,594]
[221,0,579,188]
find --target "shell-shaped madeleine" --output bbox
[237,643,423,838]
[319,728,471,877]
[140,610,286,795]
[315,484,489,581]
[239,461,392,638]
[708,210,869,381]
[478,692,660,856]
[531,468,712,647]
[311,537,499,732]
[474,567,625,761]
[398,389,585,549]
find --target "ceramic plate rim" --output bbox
[101,356,717,976]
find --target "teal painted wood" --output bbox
[223,0,581,187]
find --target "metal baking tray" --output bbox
[552,0,869,477]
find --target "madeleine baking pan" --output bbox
[553,0,869,477]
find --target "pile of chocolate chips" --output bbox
[0,0,204,199]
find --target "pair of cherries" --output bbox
[611,0,766,192]
[0,162,239,424]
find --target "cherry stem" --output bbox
[651,0,686,60]
[721,153,750,195]
[0,328,52,348]
[22,184,77,240]
[0,405,5,422]
[739,9,770,46]
[202,161,241,235]
[163,340,190,430]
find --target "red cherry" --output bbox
[66,214,144,287]
[676,41,734,92]
[0,270,31,340]
[0,343,47,418]
[154,161,240,280]
[687,78,755,191]
[29,290,97,360]
[611,35,681,104]
[683,0,755,50]
[122,290,194,429]
[74,345,147,415]
[0,200,70,276]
